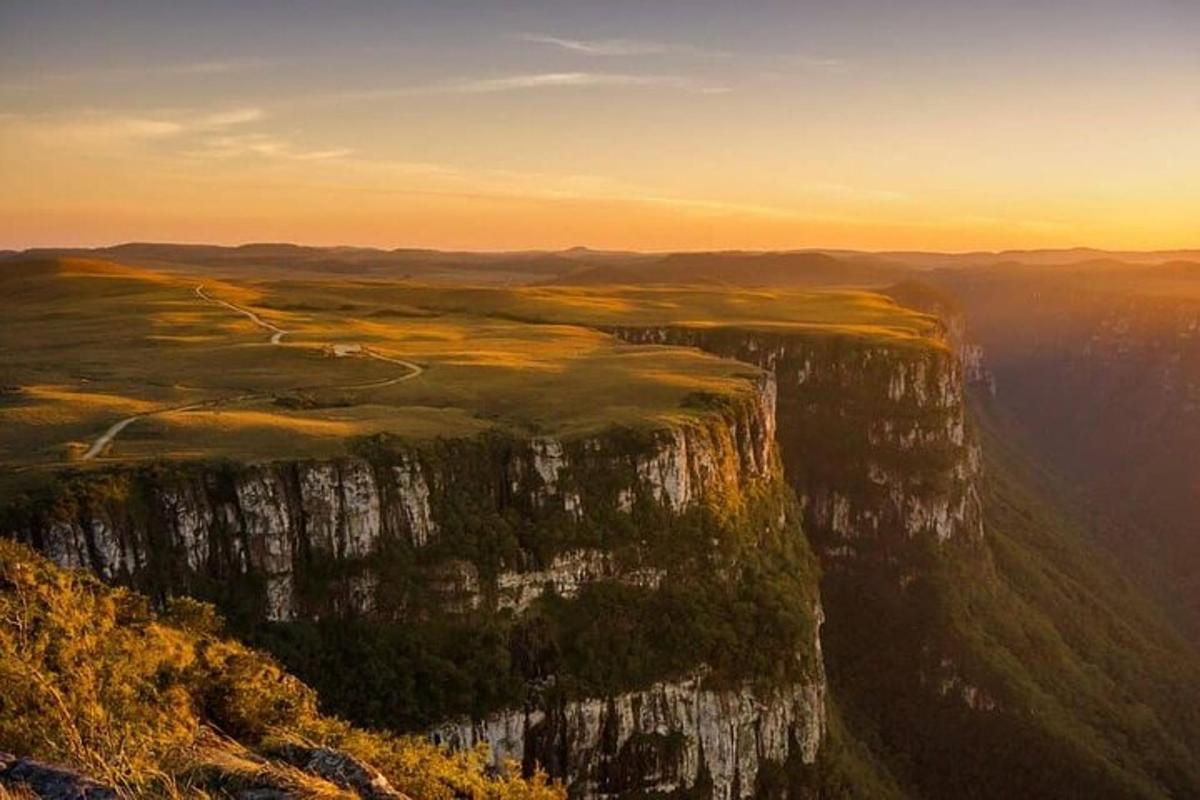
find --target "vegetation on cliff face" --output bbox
[0,538,562,800]
[252,475,820,730]
[5,256,1200,800]
[587,318,1200,800]
[4,369,825,748]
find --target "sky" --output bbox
[1,0,1198,252]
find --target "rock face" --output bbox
[605,327,984,565]
[493,548,664,614]
[8,374,780,623]
[602,324,994,742]
[433,667,826,800]
[2,322,986,798]
[269,745,407,799]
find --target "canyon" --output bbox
[4,257,1200,799]
[3,298,982,798]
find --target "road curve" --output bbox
[81,414,151,461]
[80,395,259,461]
[195,284,287,343]
[79,285,423,461]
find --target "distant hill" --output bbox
[553,250,911,287]
[12,242,656,284]
[8,243,1199,288]
[825,247,1200,270]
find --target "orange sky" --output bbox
[2,2,1198,252]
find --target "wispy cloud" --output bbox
[760,55,857,79]
[2,106,265,144]
[515,33,726,58]
[790,55,854,73]
[184,132,352,162]
[1,103,365,166]
[309,71,730,104]
[164,58,274,76]
[195,108,265,127]
[443,72,724,94]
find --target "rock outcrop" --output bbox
[433,668,826,800]
[0,752,117,799]
[7,374,780,623]
[268,745,407,799]
[605,326,984,565]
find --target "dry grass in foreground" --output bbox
[0,539,561,800]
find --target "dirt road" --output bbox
[79,285,423,461]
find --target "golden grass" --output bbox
[4,386,159,424]
[0,256,943,469]
[168,409,360,437]
[0,786,40,800]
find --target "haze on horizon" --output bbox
[1,0,1197,253]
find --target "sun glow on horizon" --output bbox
[2,1,1198,252]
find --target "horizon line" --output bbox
[6,240,1200,258]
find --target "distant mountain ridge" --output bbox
[5,242,1196,286]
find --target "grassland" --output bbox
[255,281,943,343]
[0,257,940,473]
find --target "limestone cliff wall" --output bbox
[8,374,779,622]
[2,320,985,799]
[2,370,830,800]
[433,653,826,800]
[605,327,984,570]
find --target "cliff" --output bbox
[1,304,990,799]
[3,372,829,800]
[433,668,826,800]
[7,373,780,623]
[604,326,984,563]
[9,295,1192,800]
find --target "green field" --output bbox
[0,257,940,471]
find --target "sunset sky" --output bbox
[2,0,1197,252]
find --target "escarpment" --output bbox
[604,326,985,566]
[1,310,1000,800]
[433,667,827,800]
[5,374,780,622]
[3,372,830,799]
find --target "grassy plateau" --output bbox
[0,257,938,476]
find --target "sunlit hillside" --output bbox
[0,537,560,799]
[0,257,938,475]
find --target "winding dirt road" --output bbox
[80,284,423,461]
[195,285,288,344]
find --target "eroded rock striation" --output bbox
[7,374,780,622]
[605,326,984,565]
[434,663,827,800]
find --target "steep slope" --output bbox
[931,263,1200,639]
[3,377,828,800]
[596,319,1200,799]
